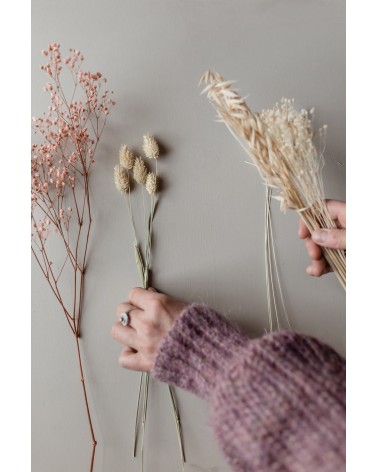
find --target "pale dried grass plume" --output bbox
[146,172,157,195]
[133,157,148,184]
[114,164,130,193]
[200,69,346,289]
[119,144,135,170]
[142,134,159,159]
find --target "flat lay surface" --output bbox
[32,1,346,470]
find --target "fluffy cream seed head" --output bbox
[119,144,135,170]
[114,165,130,193]
[146,172,157,195]
[133,157,148,184]
[142,134,159,159]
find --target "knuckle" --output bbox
[142,320,155,336]
[129,287,138,300]
[150,298,163,314]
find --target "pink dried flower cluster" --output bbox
[31,44,115,238]
[31,45,115,471]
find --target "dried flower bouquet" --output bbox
[31,44,115,471]
[114,136,185,471]
[200,70,346,290]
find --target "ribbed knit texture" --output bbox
[152,304,345,472]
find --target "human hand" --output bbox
[298,200,346,277]
[112,288,186,372]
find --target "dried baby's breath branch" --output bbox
[31,44,115,471]
[200,70,346,290]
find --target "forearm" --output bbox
[152,304,345,472]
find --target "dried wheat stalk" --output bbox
[200,70,346,289]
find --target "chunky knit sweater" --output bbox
[151,304,346,472]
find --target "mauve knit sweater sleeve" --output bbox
[151,304,345,472]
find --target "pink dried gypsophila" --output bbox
[32,43,115,234]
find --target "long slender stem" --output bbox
[75,333,97,471]
[133,372,144,457]
[168,385,186,469]
[141,372,149,472]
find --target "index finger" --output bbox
[298,218,311,239]
[129,287,157,309]
[325,200,346,228]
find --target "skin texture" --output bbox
[113,200,346,372]
[298,199,346,277]
[112,287,186,372]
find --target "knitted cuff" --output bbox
[151,303,249,400]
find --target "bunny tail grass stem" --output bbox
[168,384,186,469]
[141,372,149,472]
[126,191,138,245]
[133,372,144,457]
[141,186,148,260]
[118,137,186,468]
[134,244,146,286]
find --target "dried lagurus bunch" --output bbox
[114,135,185,471]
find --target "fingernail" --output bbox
[148,287,157,292]
[312,230,327,244]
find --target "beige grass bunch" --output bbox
[114,135,185,471]
[133,156,148,184]
[200,70,346,289]
[119,144,135,170]
[146,172,158,195]
[114,164,130,193]
[143,134,159,159]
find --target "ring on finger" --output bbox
[120,307,136,327]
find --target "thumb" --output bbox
[312,229,346,250]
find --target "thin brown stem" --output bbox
[75,334,97,471]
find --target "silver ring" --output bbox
[120,308,136,327]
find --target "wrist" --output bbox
[151,303,249,399]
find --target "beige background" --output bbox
[32,1,345,471]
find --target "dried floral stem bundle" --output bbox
[31,44,115,471]
[200,70,346,290]
[265,188,292,331]
[115,136,185,471]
